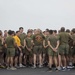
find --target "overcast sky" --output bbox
[0,0,75,32]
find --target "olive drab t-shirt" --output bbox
[19,33,26,46]
[6,36,15,48]
[71,34,75,41]
[71,34,75,45]
[44,36,49,46]
[30,34,34,39]
[25,37,33,48]
[33,34,45,46]
[48,35,58,48]
[58,32,71,45]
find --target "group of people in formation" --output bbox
[0,27,75,71]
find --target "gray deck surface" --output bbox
[0,67,75,75]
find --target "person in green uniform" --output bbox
[6,30,16,70]
[19,27,26,67]
[58,27,72,71]
[71,28,75,66]
[0,30,5,68]
[66,29,73,68]
[43,29,49,65]
[48,30,59,71]
[33,29,45,68]
[19,27,26,47]
[28,29,34,39]
[25,31,33,66]
[3,30,8,66]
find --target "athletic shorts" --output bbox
[58,44,69,55]
[42,47,48,54]
[33,46,43,54]
[7,48,15,57]
[48,48,58,56]
[25,49,33,56]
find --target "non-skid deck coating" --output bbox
[0,67,75,75]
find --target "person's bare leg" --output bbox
[29,56,33,65]
[23,55,27,65]
[54,56,58,68]
[43,54,45,64]
[15,57,18,66]
[33,54,36,68]
[39,54,42,67]
[19,53,23,67]
[10,57,14,67]
[58,55,62,67]
[7,57,10,68]
[63,55,67,67]
[49,56,52,68]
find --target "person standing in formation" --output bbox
[6,30,16,70]
[58,27,72,71]
[33,29,45,68]
[48,30,59,71]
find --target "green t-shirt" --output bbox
[30,34,34,39]
[44,36,49,46]
[72,34,75,41]
[33,34,45,46]
[71,34,75,45]
[25,37,32,48]
[6,36,15,48]
[48,35,58,48]
[58,32,71,45]
[19,33,26,46]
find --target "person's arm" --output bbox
[43,40,45,48]
[25,39,31,51]
[22,39,26,48]
[32,35,35,46]
[30,40,33,50]
[5,38,7,48]
[2,37,4,45]
[48,41,54,51]
[55,40,59,50]
[26,44,31,52]
[43,40,48,48]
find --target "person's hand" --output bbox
[46,45,49,48]
[44,45,48,48]
[20,52,23,56]
[19,47,22,52]
[44,46,47,48]
[28,48,31,52]
[22,46,25,49]
[53,48,57,52]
